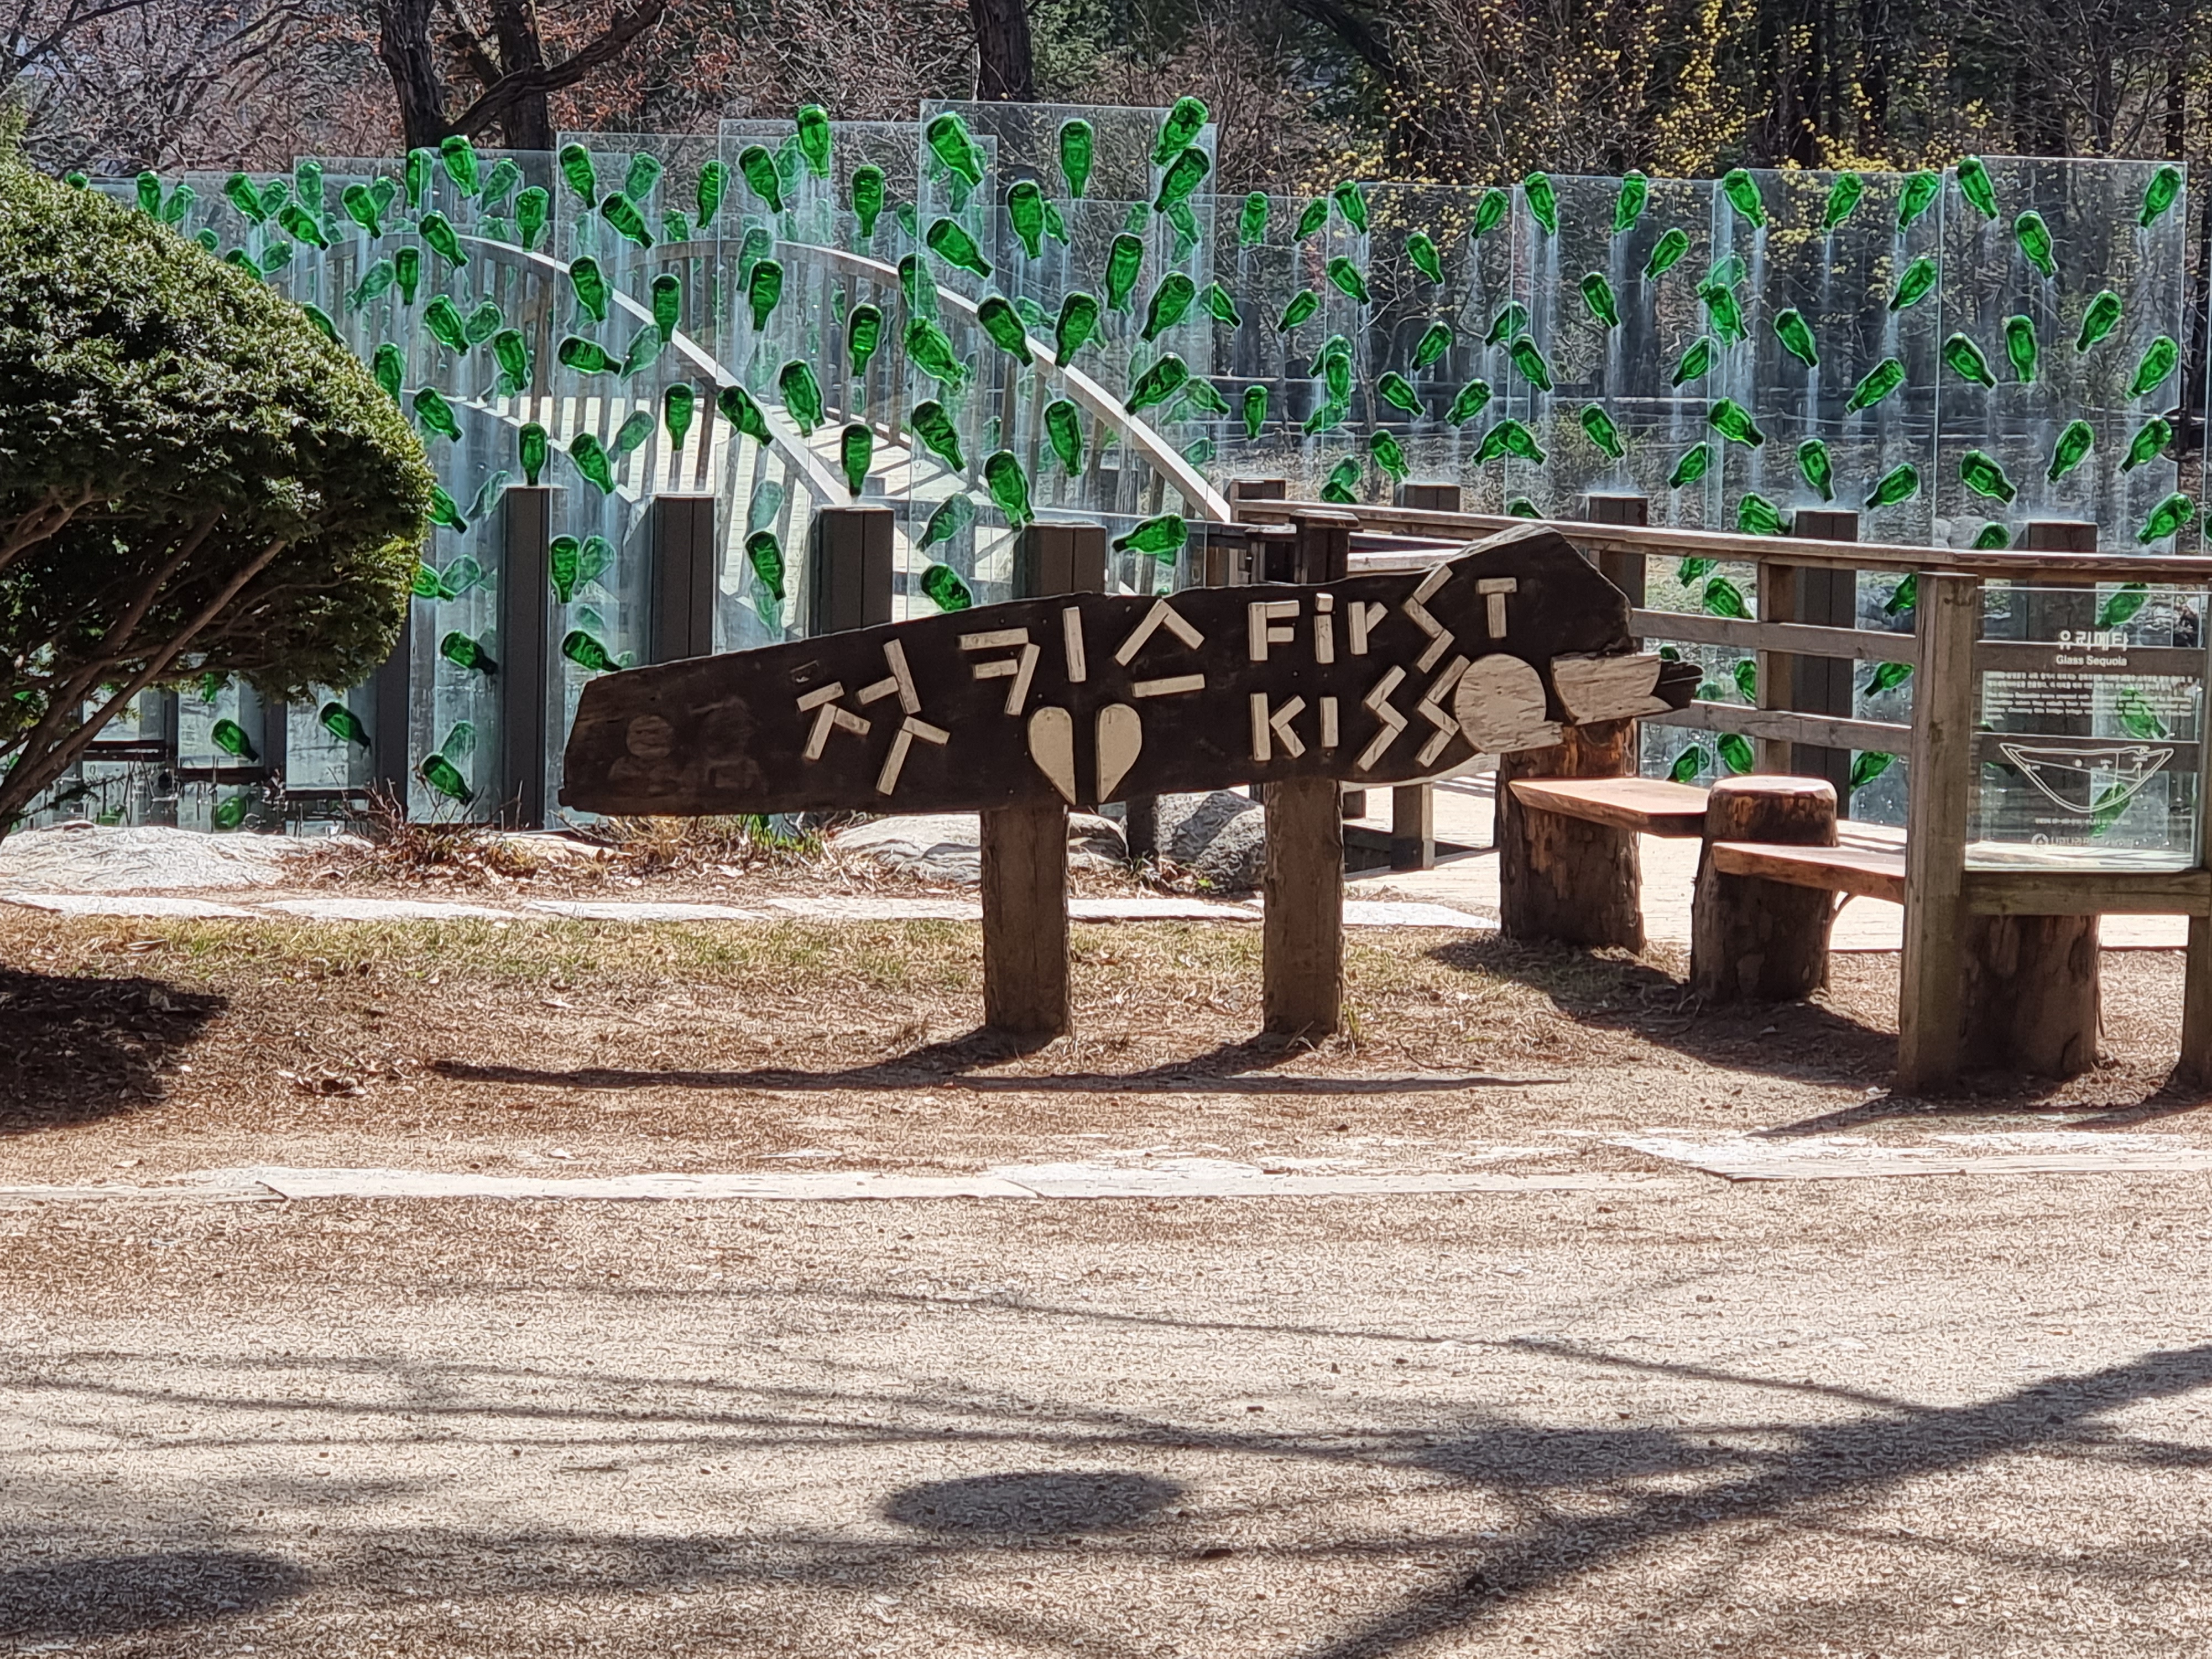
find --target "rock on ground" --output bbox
[0,823,310,893]
[830,812,1127,884]
[1154,790,1267,891]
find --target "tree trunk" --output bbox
[489,0,555,150]
[377,0,449,149]
[1495,721,1641,950]
[1960,914,2101,1077]
[968,0,1035,100]
[1691,776,1837,1003]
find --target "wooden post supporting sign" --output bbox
[1895,571,1979,1092]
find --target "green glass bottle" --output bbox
[1772,307,1819,368]
[1670,336,1714,386]
[611,408,655,457]
[1040,398,1083,476]
[412,387,462,441]
[1700,281,1747,342]
[718,383,771,443]
[1720,167,1766,227]
[1444,380,1492,425]
[898,252,936,320]
[1198,282,1242,328]
[462,299,503,347]
[371,343,404,403]
[1941,332,1995,388]
[1708,251,1747,289]
[1959,449,2018,503]
[1126,353,1190,414]
[1241,384,1268,440]
[1578,403,1625,460]
[1794,439,1834,501]
[1277,289,1319,332]
[558,630,619,675]
[347,259,395,310]
[745,259,782,331]
[260,242,294,277]
[1329,178,1369,232]
[439,630,497,676]
[791,103,831,178]
[843,164,884,239]
[983,450,1032,526]
[160,182,195,227]
[975,294,1033,363]
[519,421,547,484]
[1005,180,1047,259]
[1737,493,1786,536]
[1522,170,1557,233]
[1708,397,1765,448]
[600,192,653,248]
[423,294,468,354]
[776,360,825,434]
[1643,226,1689,279]
[1058,119,1094,199]
[2015,210,2057,279]
[664,383,696,452]
[436,133,479,196]
[1471,185,1509,237]
[276,202,328,249]
[1844,356,1906,413]
[223,171,265,222]
[2121,418,2172,472]
[2141,163,2183,228]
[745,529,786,603]
[844,303,883,378]
[210,716,259,761]
[1376,372,1423,418]
[1864,463,1921,509]
[924,111,987,187]
[1139,273,1197,342]
[1896,169,1939,229]
[904,318,966,386]
[416,754,473,805]
[1104,232,1144,312]
[1703,576,1751,618]
[1156,148,1211,212]
[491,328,530,393]
[570,431,615,494]
[318,701,371,749]
[1320,345,1353,407]
[1612,171,1648,234]
[909,400,965,472]
[397,147,432,210]
[2046,419,2095,482]
[641,273,679,343]
[341,182,383,237]
[1153,95,1208,163]
[557,336,617,375]
[1321,457,1361,503]
[2077,289,2124,352]
[2128,334,2179,397]
[735,144,782,213]
[1888,254,1937,311]
[1822,171,1864,229]
[1484,302,1528,346]
[688,159,726,228]
[1237,192,1270,247]
[831,422,871,497]
[1498,336,1548,392]
[1293,196,1329,240]
[1971,522,2010,550]
[1324,257,1370,305]
[1409,321,1453,371]
[1370,429,1409,481]
[559,258,606,328]
[2138,492,2197,543]
[133,169,162,216]
[2001,315,2037,384]
[920,562,974,612]
[1580,272,1620,328]
[413,211,462,266]
[1114,515,1187,560]
[1474,418,1545,465]
[1054,290,1100,362]
[919,494,975,551]
[1955,155,1998,218]
[1389,233,1439,290]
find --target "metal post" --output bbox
[648,493,719,664]
[497,484,554,828]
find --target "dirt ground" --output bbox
[7,909,2212,1656]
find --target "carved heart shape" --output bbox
[1096,703,1142,800]
[1026,706,1077,804]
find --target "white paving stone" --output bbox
[1067,896,1250,921]
[2,892,258,919]
[524,900,766,921]
[760,894,983,921]
[1341,900,1492,928]
[260,897,521,921]
[1620,1130,2212,1182]
[0,823,310,891]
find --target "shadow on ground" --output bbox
[0,1549,307,1638]
[0,967,224,1134]
[884,1471,1184,1536]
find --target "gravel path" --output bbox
[6,1171,2211,1657]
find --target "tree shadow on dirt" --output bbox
[0,967,224,1135]
[0,1548,307,1639]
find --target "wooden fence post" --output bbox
[979,522,1105,1038]
[1895,571,1980,1092]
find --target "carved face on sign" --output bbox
[562,523,1697,818]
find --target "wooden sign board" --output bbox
[561,524,1697,818]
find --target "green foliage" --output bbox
[0,152,432,830]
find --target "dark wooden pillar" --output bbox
[980,522,1104,1038]
[1496,721,1642,949]
[1691,776,1838,1001]
[810,504,894,634]
[497,484,554,827]
[1263,775,1344,1035]
[1788,508,1859,805]
[1400,482,1462,512]
[648,493,718,664]
[1582,492,1648,607]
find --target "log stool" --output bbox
[1496,721,1642,950]
[1691,776,1838,1001]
